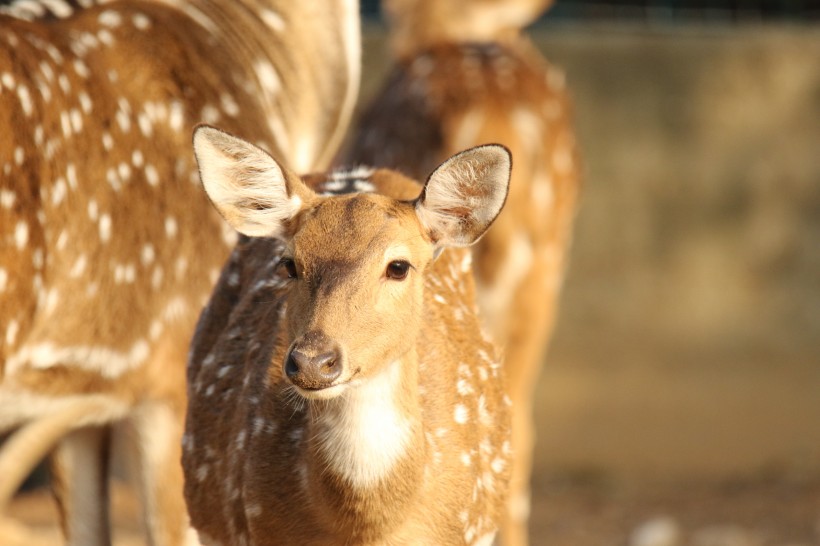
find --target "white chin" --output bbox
[292,382,349,401]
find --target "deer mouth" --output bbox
[288,368,360,401]
[289,380,349,400]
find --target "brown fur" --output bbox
[183,137,513,545]
[345,3,580,544]
[0,1,359,544]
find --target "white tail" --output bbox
[0,0,359,544]
[345,1,580,544]
[183,126,513,545]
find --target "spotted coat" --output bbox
[0,0,359,544]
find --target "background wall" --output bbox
[360,23,820,483]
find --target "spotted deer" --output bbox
[182,126,513,545]
[345,0,580,544]
[0,0,359,543]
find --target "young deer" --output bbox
[0,0,359,544]
[345,1,580,544]
[182,126,513,545]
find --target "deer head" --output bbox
[192,125,510,400]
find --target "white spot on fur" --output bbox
[169,101,185,131]
[56,230,68,250]
[456,379,473,396]
[14,221,28,249]
[52,177,67,206]
[72,59,90,78]
[454,404,469,424]
[66,163,78,189]
[78,91,92,113]
[474,532,497,546]
[87,199,98,220]
[452,109,485,152]
[255,60,281,94]
[260,8,285,31]
[508,491,531,521]
[6,320,19,346]
[132,150,144,168]
[145,163,160,187]
[99,213,112,242]
[69,255,87,278]
[141,244,155,265]
[220,93,239,117]
[246,503,263,518]
[98,10,122,27]
[165,216,178,238]
[97,29,114,46]
[17,84,33,117]
[201,104,220,124]
[132,13,151,29]
[1,190,15,209]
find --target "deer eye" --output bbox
[385,260,411,281]
[278,258,298,279]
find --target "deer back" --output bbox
[0,0,359,396]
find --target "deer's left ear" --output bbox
[415,145,511,248]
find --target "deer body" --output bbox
[183,127,513,546]
[0,1,359,543]
[346,2,579,544]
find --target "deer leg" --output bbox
[117,401,193,546]
[500,269,562,546]
[500,386,536,546]
[50,425,112,546]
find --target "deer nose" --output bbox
[285,335,342,390]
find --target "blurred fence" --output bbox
[361,0,820,22]
[355,22,820,483]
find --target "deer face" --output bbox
[193,126,510,400]
[278,193,431,398]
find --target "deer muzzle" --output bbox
[285,331,343,391]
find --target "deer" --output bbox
[344,0,580,544]
[0,0,360,544]
[181,125,514,545]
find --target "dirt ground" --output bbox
[5,476,820,545]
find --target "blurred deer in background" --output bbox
[345,0,580,543]
[183,126,513,545]
[0,0,359,544]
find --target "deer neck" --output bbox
[303,350,426,536]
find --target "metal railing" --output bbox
[360,0,820,22]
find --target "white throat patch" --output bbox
[314,360,413,489]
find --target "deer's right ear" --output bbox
[193,125,316,238]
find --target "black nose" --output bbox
[285,334,342,390]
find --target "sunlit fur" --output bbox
[0,1,359,544]
[183,130,513,545]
